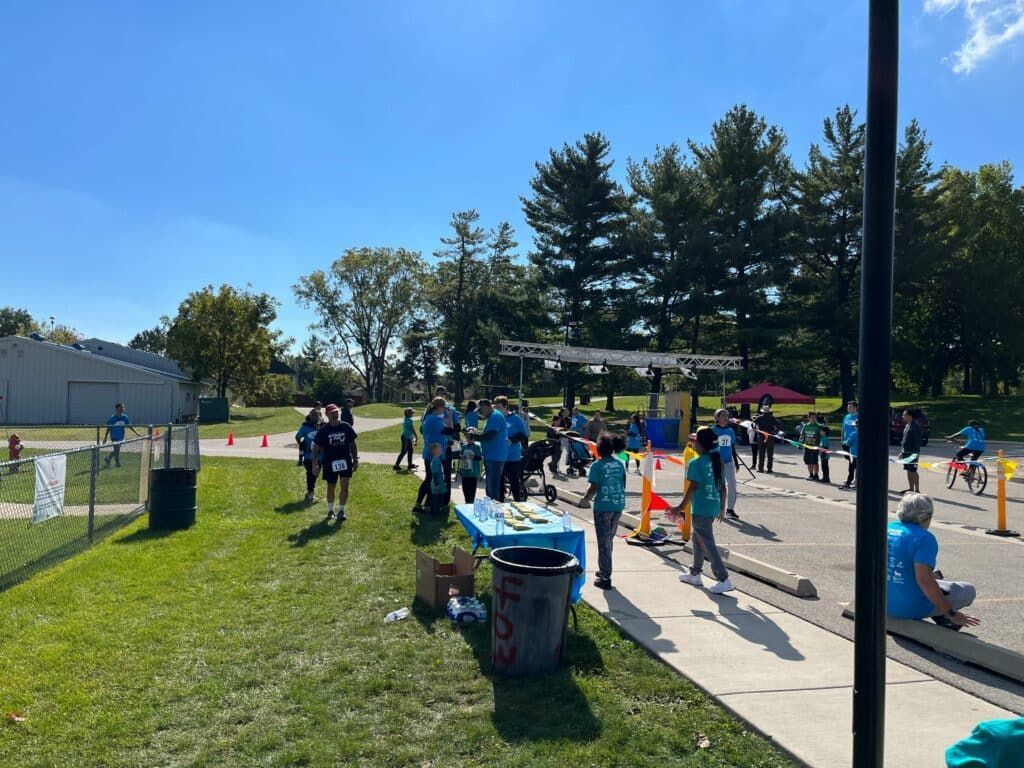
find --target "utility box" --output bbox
[198,397,229,423]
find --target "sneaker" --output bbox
[392,465,401,471]
[337,512,348,522]
[593,577,612,590]
[325,510,334,520]
[708,579,736,594]
[409,463,419,470]
[678,572,704,587]
[304,492,314,504]
[725,509,739,520]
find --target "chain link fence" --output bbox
[0,423,199,591]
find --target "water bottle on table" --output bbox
[562,508,572,531]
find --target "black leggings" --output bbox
[395,437,415,468]
[417,459,452,507]
[846,458,857,486]
[303,459,319,494]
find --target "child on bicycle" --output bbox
[946,421,986,463]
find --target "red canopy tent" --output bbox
[725,382,814,405]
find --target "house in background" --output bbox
[0,335,201,425]
[269,359,299,392]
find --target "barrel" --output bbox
[490,546,581,676]
[148,468,197,530]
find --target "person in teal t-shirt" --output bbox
[457,437,483,504]
[671,427,734,594]
[581,434,627,590]
[427,443,448,516]
[394,407,418,472]
[102,403,139,468]
[946,717,1024,768]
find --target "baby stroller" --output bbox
[564,433,594,477]
[515,439,559,504]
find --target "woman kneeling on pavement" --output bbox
[671,427,735,594]
[886,493,980,630]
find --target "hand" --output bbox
[717,508,725,523]
[352,459,359,472]
[950,611,980,627]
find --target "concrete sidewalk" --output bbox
[565,507,1014,767]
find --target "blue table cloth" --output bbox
[454,502,587,603]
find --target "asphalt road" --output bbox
[546,440,1024,714]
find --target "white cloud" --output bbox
[924,0,1024,73]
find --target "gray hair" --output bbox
[897,493,934,524]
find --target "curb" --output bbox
[842,604,1024,685]
[612,510,817,598]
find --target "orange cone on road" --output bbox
[655,458,662,471]
[227,432,234,446]
[260,433,269,448]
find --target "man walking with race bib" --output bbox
[312,403,359,521]
[711,409,740,520]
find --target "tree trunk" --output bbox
[838,351,854,412]
[605,387,615,412]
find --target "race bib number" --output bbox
[717,435,731,447]
[331,459,348,472]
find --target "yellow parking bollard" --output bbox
[986,449,1020,538]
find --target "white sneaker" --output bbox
[678,572,704,587]
[708,578,736,594]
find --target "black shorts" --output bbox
[903,462,918,473]
[803,448,819,465]
[323,457,354,483]
[955,448,983,463]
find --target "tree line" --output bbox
[7,103,1021,407]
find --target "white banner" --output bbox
[33,454,67,525]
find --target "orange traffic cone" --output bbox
[655,458,662,471]
[227,432,234,446]
[154,428,161,438]
[260,433,269,448]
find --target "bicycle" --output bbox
[944,439,987,495]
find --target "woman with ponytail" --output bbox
[671,427,735,594]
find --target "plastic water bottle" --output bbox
[562,509,572,531]
[495,511,505,535]
[384,607,410,623]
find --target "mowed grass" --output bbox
[0,458,793,768]
[198,406,302,439]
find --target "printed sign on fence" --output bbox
[33,454,67,525]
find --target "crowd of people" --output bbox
[290,389,986,622]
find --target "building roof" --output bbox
[79,338,191,379]
[0,335,197,384]
[269,359,297,375]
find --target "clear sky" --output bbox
[2,1,1022,350]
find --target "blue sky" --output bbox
[2,1,1022,351]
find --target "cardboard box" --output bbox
[415,548,476,611]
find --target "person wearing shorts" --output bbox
[799,412,822,481]
[313,403,359,521]
[103,403,140,468]
[947,420,985,464]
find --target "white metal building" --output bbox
[0,335,201,425]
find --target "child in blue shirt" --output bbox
[457,435,483,504]
[428,442,448,516]
[581,434,627,590]
[394,407,418,471]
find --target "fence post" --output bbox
[88,446,98,542]
[164,426,171,470]
[183,424,190,469]
[95,425,101,445]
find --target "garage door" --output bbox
[68,382,120,425]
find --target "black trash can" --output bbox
[490,546,581,676]
[149,468,197,530]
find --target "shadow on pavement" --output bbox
[287,516,343,547]
[724,517,781,542]
[598,588,679,655]
[692,599,806,661]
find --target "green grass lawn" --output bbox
[0,458,792,768]
[353,401,425,418]
[198,406,303,439]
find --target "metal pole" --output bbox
[88,446,98,542]
[518,355,525,410]
[164,426,171,470]
[854,1,899,766]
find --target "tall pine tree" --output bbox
[522,132,627,406]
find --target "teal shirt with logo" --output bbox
[587,458,626,513]
[401,416,415,441]
[686,454,721,518]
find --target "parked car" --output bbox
[889,408,930,446]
